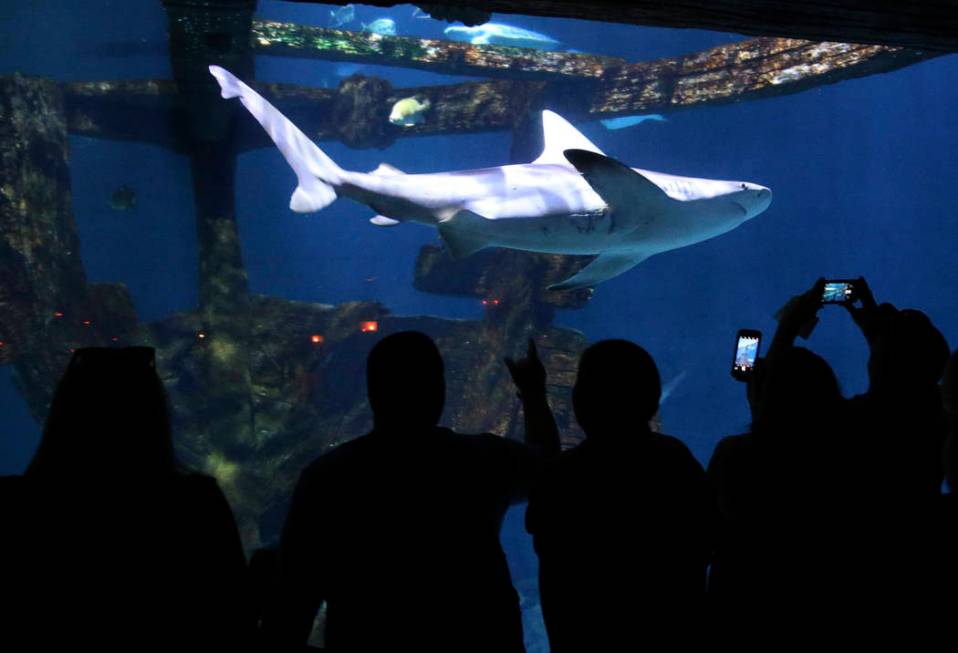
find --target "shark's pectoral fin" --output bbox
[564,150,673,217]
[549,251,650,291]
[437,210,492,259]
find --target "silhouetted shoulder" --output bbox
[649,431,702,461]
[708,434,754,471]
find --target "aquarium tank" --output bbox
[2,1,956,650]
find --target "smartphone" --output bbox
[822,280,856,304]
[731,329,761,381]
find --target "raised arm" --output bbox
[768,278,825,364]
[505,338,561,457]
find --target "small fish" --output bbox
[443,23,560,50]
[410,7,431,20]
[361,18,396,36]
[328,4,355,29]
[389,96,431,127]
[600,114,667,130]
[110,184,136,211]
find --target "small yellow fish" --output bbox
[389,97,431,127]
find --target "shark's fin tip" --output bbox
[290,182,336,213]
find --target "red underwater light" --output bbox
[82,320,92,327]
[54,311,64,318]
[360,321,379,333]
[311,334,324,344]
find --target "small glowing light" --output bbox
[310,334,324,344]
[69,348,76,353]
[82,320,92,327]
[0,341,5,348]
[492,299,500,306]
[481,298,501,307]
[54,311,64,318]
[481,300,488,306]
[111,336,119,342]
[197,331,207,340]
[360,321,379,333]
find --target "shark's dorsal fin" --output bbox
[369,163,403,177]
[533,111,605,166]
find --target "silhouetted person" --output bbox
[841,280,949,624]
[709,280,849,599]
[526,340,712,652]
[263,331,560,652]
[1,347,249,650]
[707,283,854,639]
[939,350,958,616]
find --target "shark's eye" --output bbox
[740,183,747,190]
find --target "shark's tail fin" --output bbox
[209,65,343,213]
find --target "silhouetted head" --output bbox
[367,331,445,431]
[572,339,660,439]
[869,308,949,393]
[26,347,176,480]
[753,346,840,437]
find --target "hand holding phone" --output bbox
[774,279,825,340]
[731,329,761,381]
[822,280,857,304]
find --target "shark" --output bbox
[444,23,560,50]
[208,65,772,290]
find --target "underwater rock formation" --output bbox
[0,75,138,381]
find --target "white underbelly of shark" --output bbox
[208,65,773,291]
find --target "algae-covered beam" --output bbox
[62,80,185,152]
[241,36,938,148]
[588,38,939,116]
[297,1,958,53]
[61,37,939,150]
[251,19,625,81]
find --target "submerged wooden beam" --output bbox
[251,19,625,81]
[63,80,184,151]
[297,1,958,53]
[588,38,939,115]
[61,36,940,150]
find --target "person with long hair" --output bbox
[3,347,250,650]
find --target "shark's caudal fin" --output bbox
[209,65,343,213]
[532,110,606,166]
[550,251,650,291]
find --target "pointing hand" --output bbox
[505,338,547,399]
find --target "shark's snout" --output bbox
[735,185,772,220]
[753,187,772,216]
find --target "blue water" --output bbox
[2,3,957,651]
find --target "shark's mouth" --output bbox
[730,201,748,216]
